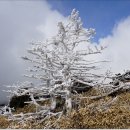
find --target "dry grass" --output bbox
[58,105,130,129]
[1,88,130,129]
[14,104,36,114]
[0,116,10,128]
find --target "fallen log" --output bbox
[80,85,123,100]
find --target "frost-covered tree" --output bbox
[21,9,105,112]
[3,9,116,128]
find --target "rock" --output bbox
[111,71,130,86]
[72,81,92,93]
[9,95,31,109]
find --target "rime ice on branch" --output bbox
[3,9,108,127]
[21,9,105,112]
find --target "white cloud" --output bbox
[0,0,67,104]
[37,10,67,39]
[98,16,130,74]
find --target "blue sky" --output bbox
[48,0,130,42]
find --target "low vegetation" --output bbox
[1,88,130,129]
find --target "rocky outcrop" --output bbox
[9,95,31,109]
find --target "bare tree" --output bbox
[2,9,112,128]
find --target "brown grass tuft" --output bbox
[58,105,130,129]
[1,88,130,129]
[0,116,10,128]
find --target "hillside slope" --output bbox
[0,88,130,129]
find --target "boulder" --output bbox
[9,95,31,109]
